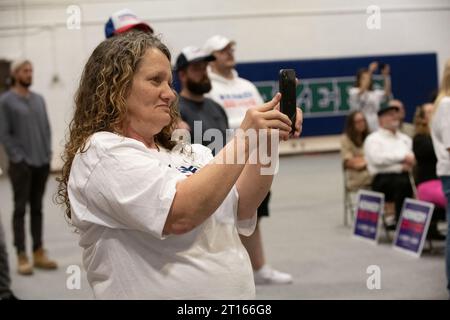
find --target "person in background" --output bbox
[0,170,18,300]
[430,58,450,296]
[341,111,372,192]
[413,103,446,240]
[104,8,153,39]
[0,59,57,275]
[203,35,264,130]
[364,104,414,228]
[203,34,293,285]
[349,61,392,132]
[390,99,415,138]
[175,46,228,154]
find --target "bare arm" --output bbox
[236,107,302,220]
[381,64,391,98]
[0,101,21,159]
[163,94,292,235]
[344,157,367,171]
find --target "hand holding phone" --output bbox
[279,69,297,132]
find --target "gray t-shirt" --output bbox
[179,96,229,155]
[0,90,51,166]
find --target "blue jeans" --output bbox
[441,176,450,294]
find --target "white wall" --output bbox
[0,0,449,169]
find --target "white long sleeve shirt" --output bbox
[364,128,413,175]
[431,96,450,176]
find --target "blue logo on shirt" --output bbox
[178,165,199,175]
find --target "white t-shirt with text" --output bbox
[68,131,256,299]
[206,69,264,129]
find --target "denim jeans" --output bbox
[8,161,49,254]
[441,176,450,294]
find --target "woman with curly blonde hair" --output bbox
[57,31,301,299]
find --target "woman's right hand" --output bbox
[239,93,292,141]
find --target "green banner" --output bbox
[255,76,385,118]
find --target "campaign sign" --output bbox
[353,190,384,243]
[393,198,434,257]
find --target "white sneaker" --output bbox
[254,265,293,285]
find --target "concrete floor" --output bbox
[0,152,447,299]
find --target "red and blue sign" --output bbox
[393,198,434,257]
[353,190,384,243]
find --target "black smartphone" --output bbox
[279,69,297,132]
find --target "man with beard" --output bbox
[175,46,229,155]
[364,104,415,227]
[0,59,57,275]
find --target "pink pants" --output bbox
[417,179,447,209]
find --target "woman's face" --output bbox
[353,112,367,133]
[422,103,435,124]
[125,48,176,139]
[360,72,371,89]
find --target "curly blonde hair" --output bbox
[56,31,180,219]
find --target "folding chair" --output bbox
[343,167,357,227]
[410,174,447,251]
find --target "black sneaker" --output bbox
[384,220,397,231]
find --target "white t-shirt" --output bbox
[206,69,264,129]
[431,96,450,176]
[68,131,257,299]
[348,87,386,132]
[364,128,412,175]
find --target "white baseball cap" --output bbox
[104,8,153,38]
[175,46,216,71]
[10,59,31,75]
[203,35,236,55]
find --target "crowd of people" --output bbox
[0,8,448,299]
[342,60,450,294]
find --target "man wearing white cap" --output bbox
[203,35,293,285]
[0,59,57,275]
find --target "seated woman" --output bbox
[341,111,372,192]
[413,103,446,240]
